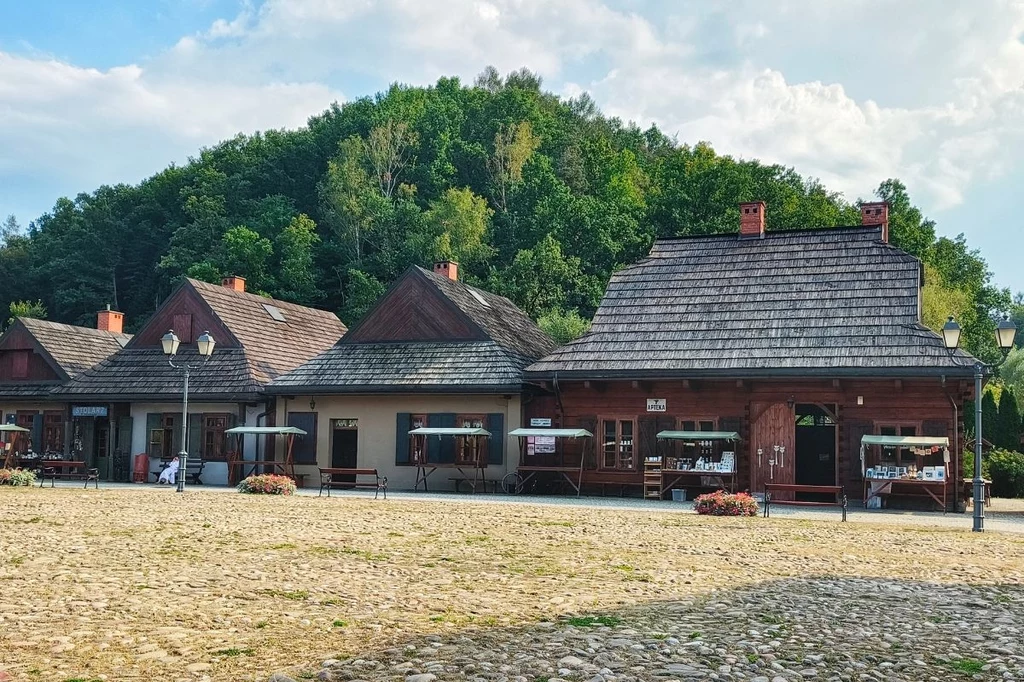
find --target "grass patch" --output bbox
[945,658,984,674]
[270,542,297,550]
[689,631,702,639]
[759,613,783,624]
[332,619,348,627]
[255,621,268,629]
[9,555,26,566]
[259,588,309,601]
[746,653,759,663]
[566,615,620,627]
[214,647,255,657]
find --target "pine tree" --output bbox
[997,388,1022,451]
[982,389,1000,448]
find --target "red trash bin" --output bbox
[133,453,149,483]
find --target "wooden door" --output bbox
[750,402,796,496]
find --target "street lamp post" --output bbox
[941,316,1017,532]
[161,329,216,493]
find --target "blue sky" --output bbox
[1,0,1022,293]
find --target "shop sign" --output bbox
[530,418,552,427]
[646,399,667,412]
[72,406,108,418]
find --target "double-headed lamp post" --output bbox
[161,329,216,493]
[941,316,1017,532]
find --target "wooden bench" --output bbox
[764,483,847,521]
[39,461,98,489]
[318,468,387,499]
[152,458,205,485]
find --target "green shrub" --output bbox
[988,450,1024,498]
[237,474,296,495]
[693,490,759,516]
[0,468,37,486]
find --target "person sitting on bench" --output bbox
[157,457,179,485]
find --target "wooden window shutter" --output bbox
[486,413,504,465]
[844,419,873,487]
[638,416,657,462]
[395,413,411,464]
[146,413,163,457]
[578,415,598,469]
[188,414,203,459]
[431,413,457,463]
[12,351,30,379]
[30,413,43,452]
[173,314,193,344]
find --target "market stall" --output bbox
[1,424,30,469]
[860,435,951,511]
[653,430,741,498]
[225,425,308,484]
[505,427,593,496]
[409,426,492,492]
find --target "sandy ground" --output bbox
[1,487,1023,682]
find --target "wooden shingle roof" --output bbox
[526,226,977,379]
[54,280,347,401]
[19,317,131,377]
[269,266,555,393]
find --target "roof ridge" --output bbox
[186,278,341,318]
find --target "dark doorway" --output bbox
[795,404,837,501]
[331,419,358,484]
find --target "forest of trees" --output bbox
[1,66,1021,356]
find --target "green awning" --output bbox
[860,435,949,447]
[0,424,30,432]
[409,427,491,437]
[225,426,307,436]
[657,430,740,441]
[509,428,592,438]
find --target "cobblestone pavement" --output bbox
[0,487,1021,682]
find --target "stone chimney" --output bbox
[860,202,889,243]
[433,261,459,281]
[739,201,766,239]
[97,304,124,334]
[222,276,246,292]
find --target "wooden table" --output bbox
[515,465,584,496]
[659,469,737,495]
[864,477,947,512]
[961,478,992,508]
[414,463,489,493]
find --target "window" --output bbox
[202,414,230,461]
[43,411,64,453]
[876,423,919,467]
[11,350,31,379]
[456,415,486,465]
[287,412,318,464]
[149,414,176,459]
[679,419,717,461]
[410,414,428,464]
[14,411,35,454]
[262,304,287,322]
[601,418,635,470]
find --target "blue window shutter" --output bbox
[287,412,318,464]
[431,413,456,463]
[487,413,504,465]
[31,413,43,453]
[396,413,411,464]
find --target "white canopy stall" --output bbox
[506,427,594,496]
[860,434,951,511]
[408,426,492,493]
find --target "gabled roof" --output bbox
[17,317,131,378]
[54,279,347,400]
[269,266,555,393]
[0,317,130,400]
[187,279,348,383]
[526,226,977,379]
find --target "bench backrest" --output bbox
[320,467,379,477]
[765,483,842,495]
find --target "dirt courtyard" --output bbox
[1,488,1023,682]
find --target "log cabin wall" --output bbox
[524,377,967,500]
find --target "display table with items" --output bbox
[1,424,31,469]
[653,431,740,498]
[506,427,593,496]
[860,435,951,512]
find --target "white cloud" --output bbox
[2,0,1024,222]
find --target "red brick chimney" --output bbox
[739,201,766,239]
[222,276,246,292]
[97,305,124,334]
[861,202,890,243]
[433,261,459,281]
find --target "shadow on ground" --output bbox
[273,576,1024,682]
